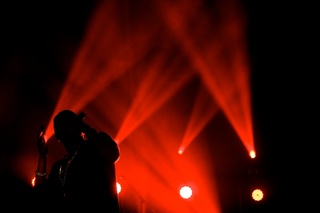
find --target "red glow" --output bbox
[179,84,219,152]
[25,0,253,212]
[156,0,254,155]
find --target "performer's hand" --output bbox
[81,122,97,140]
[36,125,48,157]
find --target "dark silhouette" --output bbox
[33,109,120,212]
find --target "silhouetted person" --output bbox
[33,109,120,212]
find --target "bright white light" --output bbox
[249,150,256,158]
[116,182,121,194]
[180,186,192,199]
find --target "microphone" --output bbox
[77,112,97,140]
[39,124,46,137]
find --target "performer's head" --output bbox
[53,109,84,152]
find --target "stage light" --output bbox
[178,146,185,155]
[249,150,256,158]
[117,182,122,194]
[251,188,263,201]
[179,185,192,199]
[32,177,35,187]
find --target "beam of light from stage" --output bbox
[156,0,255,155]
[25,1,253,212]
[115,110,221,213]
[178,84,219,154]
[115,45,195,144]
[43,0,155,141]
